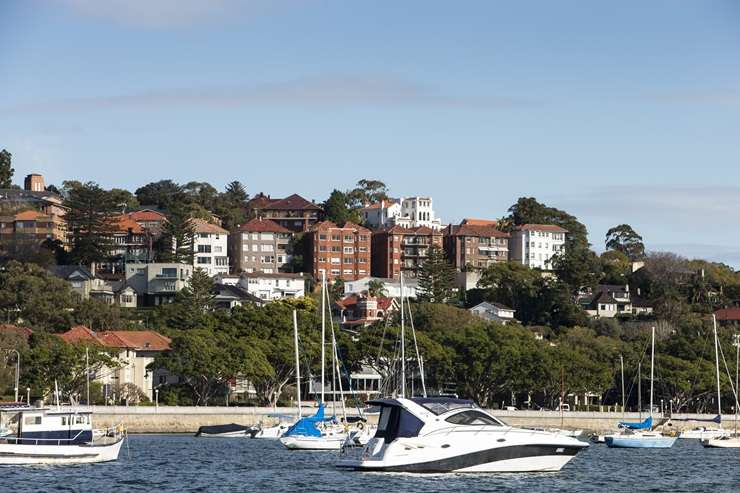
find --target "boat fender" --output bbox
[357,422,364,431]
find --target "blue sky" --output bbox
[2,1,740,266]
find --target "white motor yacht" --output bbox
[0,404,125,465]
[337,397,588,473]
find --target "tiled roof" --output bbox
[263,194,323,211]
[58,326,171,350]
[191,218,228,234]
[14,209,46,221]
[127,209,166,222]
[516,224,568,233]
[375,225,442,235]
[58,325,99,344]
[715,308,740,321]
[461,218,498,226]
[0,324,33,338]
[311,220,370,233]
[110,215,144,234]
[237,217,292,233]
[49,265,94,280]
[446,224,509,238]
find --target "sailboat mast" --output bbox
[638,362,642,420]
[293,310,302,417]
[735,339,738,437]
[713,315,722,422]
[560,367,564,429]
[650,326,655,420]
[321,271,326,404]
[400,271,406,399]
[620,355,625,420]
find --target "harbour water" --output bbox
[1,435,738,492]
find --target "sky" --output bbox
[1,1,740,266]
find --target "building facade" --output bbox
[49,265,137,308]
[371,225,443,280]
[0,173,67,217]
[509,224,568,270]
[361,199,402,229]
[125,263,192,306]
[309,221,371,282]
[248,193,323,232]
[443,220,510,270]
[469,301,516,324]
[192,218,229,276]
[361,196,442,230]
[215,272,306,301]
[229,217,294,274]
[108,214,150,265]
[0,209,67,251]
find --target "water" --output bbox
[2,435,738,492]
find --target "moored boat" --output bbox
[195,423,254,438]
[0,403,125,465]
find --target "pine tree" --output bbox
[160,203,195,264]
[0,149,14,188]
[417,245,456,303]
[64,182,117,265]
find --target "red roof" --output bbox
[516,224,568,233]
[110,215,144,234]
[311,220,370,233]
[0,324,33,338]
[127,210,166,222]
[715,308,740,322]
[191,218,228,234]
[461,218,498,226]
[14,210,46,221]
[446,223,509,238]
[238,217,292,233]
[263,193,323,211]
[58,326,171,350]
[58,325,99,344]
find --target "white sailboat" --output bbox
[606,327,677,448]
[702,316,740,448]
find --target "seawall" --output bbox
[88,406,725,434]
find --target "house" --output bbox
[212,283,264,309]
[715,308,740,326]
[343,276,419,299]
[213,272,306,300]
[334,294,398,329]
[0,174,67,217]
[469,301,516,324]
[0,209,68,252]
[49,265,137,308]
[362,196,443,230]
[192,218,229,276]
[443,219,510,270]
[509,224,568,270]
[58,325,173,402]
[580,284,654,318]
[228,217,294,274]
[108,214,151,265]
[371,225,443,280]
[125,263,193,306]
[125,209,167,233]
[247,193,323,232]
[308,221,371,282]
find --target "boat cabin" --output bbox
[0,404,94,445]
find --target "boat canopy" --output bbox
[282,403,335,438]
[618,416,653,430]
[367,397,477,416]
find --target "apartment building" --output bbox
[361,199,402,229]
[192,218,229,276]
[509,224,568,270]
[214,271,306,300]
[443,219,510,270]
[0,173,66,217]
[371,225,443,279]
[229,217,294,273]
[362,196,442,230]
[108,214,150,264]
[125,263,193,306]
[0,209,67,250]
[248,193,323,232]
[309,221,371,282]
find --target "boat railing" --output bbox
[9,429,88,446]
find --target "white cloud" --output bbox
[50,0,281,29]
[2,76,531,114]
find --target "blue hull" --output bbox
[605,435,677,448]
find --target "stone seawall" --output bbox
[88,406,724,434]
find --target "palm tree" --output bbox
[368,279,387,297]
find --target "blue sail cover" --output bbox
[282,403,336,438]
[618,416,653,430]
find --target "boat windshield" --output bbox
[412,398,477,416]
[445,410,502,426]
[375,406,424,442]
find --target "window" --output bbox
[214,246,223,253]
[261,244,274,252]
[358,246,367,253]
[319,246,327,252]
[197,257,211,264]
[319,234,327,240]
[331,246,341,252]
[330,257,341,264]
[359,235,369,242]
[24,415,42,425]
[344,235,353,242]
[344,257,353,264]
[343,269,353,275]
[197,244,211,253]
[260,233,274,241]
[216,257,229,266]
[445,410,501,426]
[331,234,341,241]
[331,269,341,276]
[122,294,133,303]
[343,247,354,254]
[160,268,177,277]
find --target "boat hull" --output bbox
[605,435,677,448]
[679,428,729,440]
[338,443,585,473]
[701,437,740,448]
[280,435,346,450]
[0,437,124,465]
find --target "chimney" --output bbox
[24,174,45,192]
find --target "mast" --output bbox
[331,309,337,418]
[406,281,427,397]
[620,354,625,421]
[560,367,564,429]
[86,347,90,407]
[638,362,642,421]
[712,315,722,423]
[650,326,655,420]
[293,310,302,417]
[735,338,739,437]
[321,271,326,405]
[400,271,406,398]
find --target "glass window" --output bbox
[445,410,501,426]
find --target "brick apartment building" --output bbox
[247,193,323,232]
[371,225,443,280]
[229,217,294,273]
[309,221,371,282]
[443,219,510,270]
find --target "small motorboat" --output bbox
[701,435,740,448]
[0,403,125,465]
[250,422,292,439]
[195,423,254,438]
[679,426,729,440]
[337,397,588,473]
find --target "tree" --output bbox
[347,179,390,208]
[154,328,271,406]
[322,189,360,225]
[215,181,249,231]
[0,261,75,330]
[605,224,645,261]
[502,197,588,246]
[600,250,632,285]
[0,149,14,188]
[165,268,216,330]
[550,242,602,296]
[159,201,195,264]
[477,262,540,313]
[64,182,118,265]
[109,188,139,212]
[367,279,387,297]
[417,245,456,303]
[135,180,183,210]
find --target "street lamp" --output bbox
[26,387,30,405]
[155,389,159,410]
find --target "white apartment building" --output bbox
[509,224,568,270]
[361,196,443,230]
[214,272,306,301]
[192,218,229,276]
